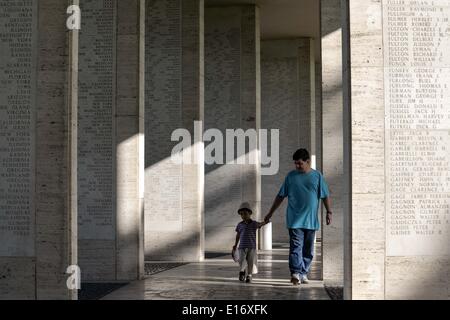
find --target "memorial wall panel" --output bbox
[0,0,37,257]
[78,0,116,240]
[145,0,183,233]
[205,7,243,250]
[384,0,450,256]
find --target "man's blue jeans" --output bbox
[288,228,315,276]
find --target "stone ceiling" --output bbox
[205,0,321,61]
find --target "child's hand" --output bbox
[264,213,272,223]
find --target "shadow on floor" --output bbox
[145,262,189,276]
[205,251,229,259]
[79,283,129,300]
[325,286,344,300]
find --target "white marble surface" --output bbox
[145,0,204,262]
[103,247,329,300]
[345,0,450,299]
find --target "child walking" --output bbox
[232,202,266,283]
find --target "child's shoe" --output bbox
[239,272,246,282]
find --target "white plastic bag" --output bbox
[232,248,240,263]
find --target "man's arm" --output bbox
[264,196,284,223]
[257,220,268,228]
[323,197,332,225]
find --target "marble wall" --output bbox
[78,0,117,281]
[0,0,77,299]
[144,0,204,261]
[115,0,145,280]
[344,0,450,299]
[382,0,450,300]
[204,6,260,251]
[78,0,143,281]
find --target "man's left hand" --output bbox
[326,212,332,225]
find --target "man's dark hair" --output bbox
[293,148,310,161]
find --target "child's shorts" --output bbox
[238,248,258,275]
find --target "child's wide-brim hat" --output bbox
[237,202,253,214]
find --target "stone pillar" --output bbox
[344,0,450,299]
[0,0,78,299]
[261,39,315,245]
[78,0,143,281]
[321,0,344,287]
[78,0,116,281]
[145,0,204,261]
[315,62,323,244]
[342,0,385,300]
[204,5,260,251]
[309,40,318,170]
[115,0,145,280]
[315,62,323,175]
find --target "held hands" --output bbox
[263,213,273,224]
[258,220,268,228]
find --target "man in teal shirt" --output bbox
[264,149,333,285]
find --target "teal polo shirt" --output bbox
[277,169,329,231]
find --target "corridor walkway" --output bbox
[103,244,330,300]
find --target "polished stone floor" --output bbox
[103,243,330,300]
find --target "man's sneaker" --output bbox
[301,275,309,284]
[239,272,246,282]
[245,275,252,283]
[290,273,300,286]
